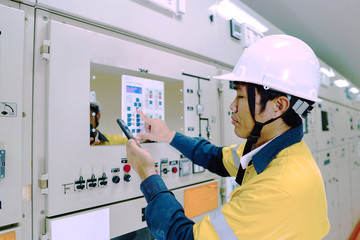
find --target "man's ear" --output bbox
[273,96,290,118]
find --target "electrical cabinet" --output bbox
[316,149,339,240]
[1,1,360,240]
[332,105,348,146]
[335,147,353,239]
[356,111,360,141]
[0,4,25,227]
[347,142,360,228]
[33,11,219,219]
[315,100,336,151]
[42,180,219,239]
[35,0,242,67]
[347,109,360,143]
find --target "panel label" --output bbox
[0,102,17,117]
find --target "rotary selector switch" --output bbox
[112,175,120,184]
[124,174,132,182]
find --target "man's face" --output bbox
[230,85,253,138]
[230,84,271,138]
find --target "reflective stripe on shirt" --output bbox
[231,145,240,169]
[209,208,238,240]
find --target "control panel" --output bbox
[121,75,164,135]
[159,159,179,177]
[36,19,219,217]
[62,150,209,195]
[65,159,133,194]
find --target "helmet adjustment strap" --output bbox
[290,96,314,118]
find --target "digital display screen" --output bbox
[126,85,142,94]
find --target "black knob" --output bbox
[124,174,132,182]
[112,175,120,184]
[162,168,168,174]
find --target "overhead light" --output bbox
[210,0,268,33]
[320,67,335,78]
[333,79,350,88]
[349,87,359,94]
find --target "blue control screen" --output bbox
[126,85,142,94]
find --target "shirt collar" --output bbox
[241,124,304,174]
[240,137,274,170]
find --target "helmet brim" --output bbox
[213,73,322,103]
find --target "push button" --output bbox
[124,164,131,173]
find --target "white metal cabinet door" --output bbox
[316,149,340,240]
[348,142,360,228]
[335,147,353,239]
[0,4,24,228]
[34,18,218,217]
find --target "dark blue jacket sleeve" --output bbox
[170,132,230,177]
[141,174,194,240]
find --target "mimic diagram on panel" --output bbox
[0,102,17,117]
[121,75,164,136]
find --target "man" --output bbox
[90,91,127,145]
[126,35,330,239]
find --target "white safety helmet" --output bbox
[90,91,102,130]
[90,91,101,111]
[215,34,321,102]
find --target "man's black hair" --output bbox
[232,81,312,128]
[90,103,100,115]
[90,103,100,128]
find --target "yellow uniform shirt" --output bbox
[102,133,128,145]
[194,138,330,239]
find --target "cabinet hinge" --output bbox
[40,40,51,60]
[39,173,49,195]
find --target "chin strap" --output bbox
[234,84,287,185]
[233,83,314,185]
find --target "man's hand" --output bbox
[126,139,157,180]
[136,109,176,143]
